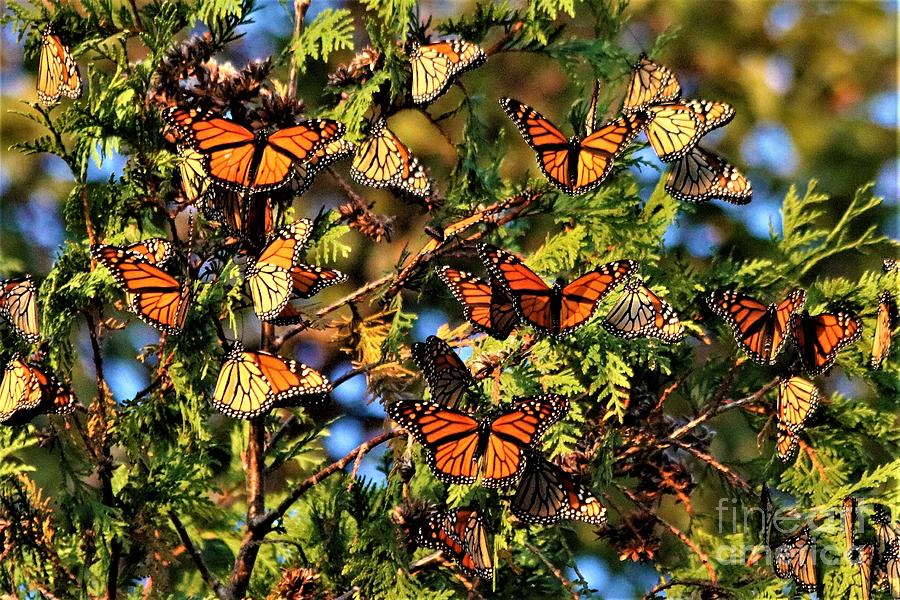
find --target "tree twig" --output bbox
[170,513,227,598]
[523,541,580,599]
[667,376,779,442]
[287,0,312,100]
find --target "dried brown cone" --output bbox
[267,567,322,600]
[600,511,660,562]
[327,47,381,87]
[337,198,394,243]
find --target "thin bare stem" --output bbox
[667,377,779,442]
[523,541,580,599]
[170,513,227,598]
[287,0,312,100]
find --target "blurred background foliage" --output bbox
[0,0,897,598]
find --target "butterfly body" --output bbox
[480,244,636,338]
[499,98,648,195]
[415,507,493,578]
[389,395,568,488]
[707,289,806,365]
[791,309,862,376]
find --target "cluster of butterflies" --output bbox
[438,244,684,342]
[706,286,896,463]
[766,493,900,598]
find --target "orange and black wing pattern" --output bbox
[707,289,806,365]
[92,245,190,335]
[666,146,752,204]
[437,267,518,340]
[246,219,313,321]
[481,394,569,488]
[0,275,40,343]
[621,54,681,114]
[602,276,683,342]
[415,507,493,579]
[411,336,475,408]
[410,39,486,105]
[791,310,862,376]
[774,526,818,594]
[777,376,820,434]
[510,449,606,525]
[388,400,481,485]
[164,107,344,193]
[1,356,75,426]
[293,139,355,195]
[290,265,347,300]
[644,100,735,162]
[500,97,647,195]
[37,24,81,105]
[351,119,432,199]
[871,291,896,370]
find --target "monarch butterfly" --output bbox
[774,525,818,593]
[643,100,735,162]
[92,244,190,335]
[602,276,683,343]
[0,275,40,343]
[885,259,898,274]
[292,139,356,195]
[36,24,81,106]
[777,376,820,434]
[199,188,274,247]
[122,238,174,265]
[775,421,800,463]
[437,267,518,341]
[350,118,432,200]
[409,39,486,105]
[849,543,875,600]
[665,146,752,204]
[499,97,649,196]
[411,336,475,409]
[871,291,896,370]
[211,343,331,419]
[415,507,493,578]
[245,220,312,321]
[510,449,606,525]
[791,309,862,376]
[706,288,806,365]
[178,146,210,204]
[0,356,75,426]
[163,107,345,193]
[873,504,899,558]
[884,539,900,599]
[841,496,859,553]
[479,244,636,338]
[388,394,569,488]
[621,54,681,114]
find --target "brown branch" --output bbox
[170,513,227,598]
[797,437,829,482]
[485,21,523,55]
[669,441,750,490]
[642,578,728,600]
[82,188,97,267]
[523,541,579,600]
[667,376,779,442]
[620,487,716,584]
[257,430,403,532]
[286,0,312,100]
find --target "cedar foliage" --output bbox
[1,0,898,599]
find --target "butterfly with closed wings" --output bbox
[0,355,76,426]
[510,449,606,525]
[665,146,752,204]
[211,343,331,419]
[602,276,683,343]
[499,97,649,196]
[871,291,897,370]
[773,525,818,594]
[621,54,682,114]
[351,118,432,201]
[409,39,486,105]
[388,394,568,488]
[36,24,81,106]
[479,244,636,338]
[0,275,40,344]
[414,507,493,579]
[411,336,475,409]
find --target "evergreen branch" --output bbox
[667,376,780,442]
[523,541,580,599]
[169,512,227,597]
[286,0,312,100]
[669,441,750,490]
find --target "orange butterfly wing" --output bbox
[708,289,805,365]
[499,98,573,192]
[511,449,606,525]
[575,113,649,194]
[871,291,896,369]
[411,336,475,409]
[665,146,753,204]
[771,290,808,360]
[437,267,518,340]
[557,260,636,334]
[478,244,554,333]
[777,376,820,433]
[290,265,347,299]
[481,394,569,488]
[388,400,481,485]
[791,310,862,376]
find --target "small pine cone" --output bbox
[267,567,320,600]
[328,47,380,86]
[337,199,394,242]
